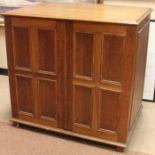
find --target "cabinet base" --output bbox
[11,118,126,150]
[116,146,125,152]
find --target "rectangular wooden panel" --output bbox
[37,79,57,121]
[98,90,120,133]
[37,29,56,73]
[73,85,93,127]
[12,27,31,69]
[15,75,34,116]
[74,32,94,78]
[101,35,126,83]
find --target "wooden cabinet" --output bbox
[3,3,152,149]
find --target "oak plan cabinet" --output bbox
[3,3,152,149]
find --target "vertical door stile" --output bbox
[56,21,66,128]
[30,27,38,121]
[92,32,103,132]
[64,21,74,130]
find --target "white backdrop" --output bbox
[143,22,155,100]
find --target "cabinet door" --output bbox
[7,17,65,128]
[35,19,65,128]
[66,22,131,142]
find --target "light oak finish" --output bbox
[3,3,151,150]
[2,3,152,25]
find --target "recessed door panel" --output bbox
[98,90,120,133]
[13,27,31,69]
[101,35,125,82]
[74,32,94,78]
[38,79,57,122]
[15,75,34,116]
[73,85,93,127]
[38,29,56,73]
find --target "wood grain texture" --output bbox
[2,3,152,25]
[4,5,151,149]
[5,17,66,128]
[38,29,56,73]
[15,75,34,116]
[12,27,31,69]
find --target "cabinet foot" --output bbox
[116,146,125,152]
[12,122,20,128]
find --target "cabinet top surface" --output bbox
[2,2,152,25]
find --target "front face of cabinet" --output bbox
[6,17,134,143]
[8,17,65,128]
[65,22,129,141]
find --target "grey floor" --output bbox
[0,75,155,155]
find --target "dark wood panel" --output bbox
[73,85,93,127]
[12,27,31,69]
[98,90,120,133]
[15,75,34,115]
[37,79,57,121]
[37,29,56,73]
[74,32,94,78]
[101,35,125,82]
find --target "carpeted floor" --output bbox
[0,122,151,155]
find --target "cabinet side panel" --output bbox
[129,21,150,129]
[117,26,138,143]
